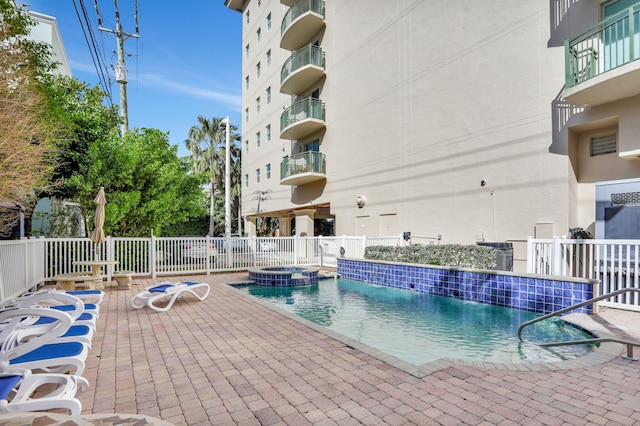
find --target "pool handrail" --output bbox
[517,287,640,361]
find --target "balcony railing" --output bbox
[281,44,326,95]
[280,97,325,140]
[280,151,326,185]
[566,4,640,88]
[281,0,326,51]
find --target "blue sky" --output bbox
[25,0,242,157]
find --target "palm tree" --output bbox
[229,149,243,235]
[184,115,240,236]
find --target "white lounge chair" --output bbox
[0,370,88,415]
[130,281,210,312]
[0,307,88,375]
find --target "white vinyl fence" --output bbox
[528,237,640,311]
[0,235,402,301]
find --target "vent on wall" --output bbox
[590,134,616,156]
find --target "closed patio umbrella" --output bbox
[89,187,106,256]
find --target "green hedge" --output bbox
[364,244,497,270]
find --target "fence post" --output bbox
[362,235,367,258]
[150,235,157,279]
[552,236,562,276]
[526,236,534,274]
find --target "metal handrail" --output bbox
[517,287,640,360]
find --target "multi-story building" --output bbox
[225,0,640,255]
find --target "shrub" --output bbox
[364,244,497,270]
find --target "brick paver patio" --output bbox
[77,273,640,425]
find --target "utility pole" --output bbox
[95,0,139,134]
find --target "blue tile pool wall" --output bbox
[248,269,318,286]
[337,259,595,315]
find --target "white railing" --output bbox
[0,235,403,301]
[0,238,46,300]
[527,236,640,311]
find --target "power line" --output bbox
[71,0,113,106]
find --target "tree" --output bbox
[0,1,59,236]
[67,128,206,237]
[40,76,120,200]
[184,115,240,235]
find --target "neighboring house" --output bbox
[27,11,72,77]
[28,11,80,237]
[224,1,640,251]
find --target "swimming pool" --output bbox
[236,278,595,366]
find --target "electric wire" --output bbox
[71,0,113,105]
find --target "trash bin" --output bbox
[477,242,513,271]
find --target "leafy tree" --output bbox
[0,1,59,236]
[67,128,206,237]
[40,76,120,199]
[184,116,240,236]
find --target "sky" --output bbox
[25,0,243,157]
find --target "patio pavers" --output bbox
[78,273,640,425]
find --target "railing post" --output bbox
[150,235,157,279]
[552,236,562,276]
[106,236,114,281]
[362,235,367,258]
[565,39,572,88]
[526,236,534,274]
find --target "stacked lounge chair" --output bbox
[0,288,104,415]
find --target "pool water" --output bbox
[237,278,595,365]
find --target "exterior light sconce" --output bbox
[356,195,366,208]
[480,180,487,187]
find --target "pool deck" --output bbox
[30,273,640,424]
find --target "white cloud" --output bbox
[133,73,241,108]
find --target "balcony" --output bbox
[223,0,243,12]
[281,0,326,51]
[281,44,326,95]
[280,0,294,6]
[280,151,326,186]
[564,4,640,106]
[280,97,325,140]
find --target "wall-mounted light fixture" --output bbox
[480,180,487,187]
[356,195,366,208]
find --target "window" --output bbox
[266,87,271,104]
[305,139,320,152]
[256,131,261,148]
[266,49,271,67]
[245,140,249,154]
[257,0,261,7]
[244,108,249,123]
[266,124,271,141]
[256,97,261,113]
[245,10,250,25]
[266,164,271,179]
[267,13,271,31]
[244,174,249,187]
[256,27,261,44]
[256,62,261,78]
[256,169,261,183]
[245,44,249,58]
[591,134,617,156]
[245,75,249,90]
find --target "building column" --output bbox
[244,217,257,237]
[294,209,315,237]
[277,217,290,236]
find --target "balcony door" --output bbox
[602,0,640,71]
